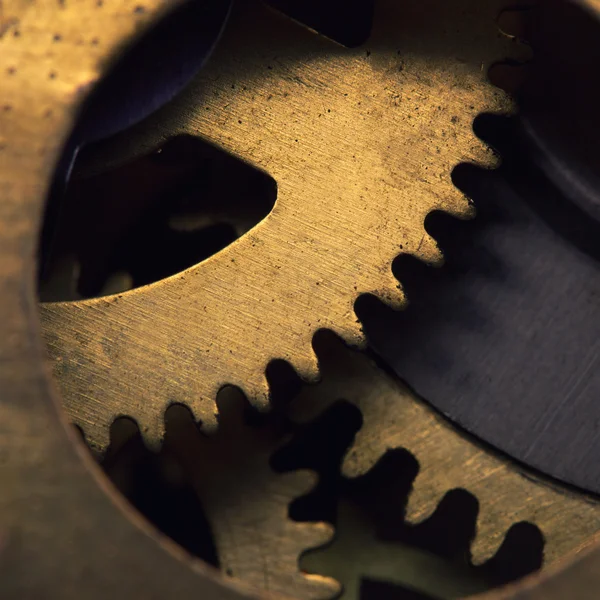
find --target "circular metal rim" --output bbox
[0,2,264,598]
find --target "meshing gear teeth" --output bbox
[41,0,528,453]
[289,333,600,566]
[301,498,493,600]
[163,389,339,600]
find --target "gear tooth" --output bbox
[327,315,366,350]
[74,417,111,457]
[138,410,166,452]
[434,185,476,221]
[495,7,533,63]
[299,574,342,600]
[371,277,407,312]
[288,345,321,384]
[410,232,444,267]
[234,372,271,413]
[279,469,319,498]
[468,134,502,170]
[471,513,507,566]
[341,446,378,479]
[94,424,111,456]
[296,521,336,550]
[405,473,447,525]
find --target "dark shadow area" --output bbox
[37,0,232,285]
[272,401,364,524]
[361,580,437,600]
[266,0,375,47]
[475,114,600,262]
[39,136,276,301]
[101,417,220,566]
[357,105,600,494]
[518,0,600,228]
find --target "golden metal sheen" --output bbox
[146,336,600,600]
[40,0,526,452]
[166,395,340,600]
[0,2,258,599]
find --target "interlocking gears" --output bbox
[98,333,600,599]
[290,334,600,567]
[40,0,527,453]
[0,0,599,600]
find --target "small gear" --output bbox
[40,0,527,452]
[163,391,339,600]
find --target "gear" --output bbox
[355,0,600,496]
[163,392,339,600]
[3,0,600,599]
[290,333,600,566]
[40,0,526,453]
[301,496,495,599]
[95,333,600,600]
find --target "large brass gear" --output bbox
[40,0,526,452]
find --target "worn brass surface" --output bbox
[166,395,340,600]
[40,0,525,453]
[290,335,600,567]
[4,0,600,599]
[0,1,257,599]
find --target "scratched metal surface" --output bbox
[40,0,524,454]
[362,127,600,494]
[362,0,600,495]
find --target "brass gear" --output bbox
[40,0,527,452]
[102,333,600,599]
[290,334,600,568]
[163,392,340,600]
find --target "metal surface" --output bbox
[3,1,600,599]
[132,333,600,599]
[40,0,525,454]
[165,393,340,600]
[0,2,257,599]
[158,336,600,599]
[361,145,600,495]
[353,0,600,497]
[291,334,600,567]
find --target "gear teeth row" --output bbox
[290,332,600,566]
[42,0,530,454]
[103,389,340,600]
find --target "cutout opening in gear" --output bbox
[39,136,277,302]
